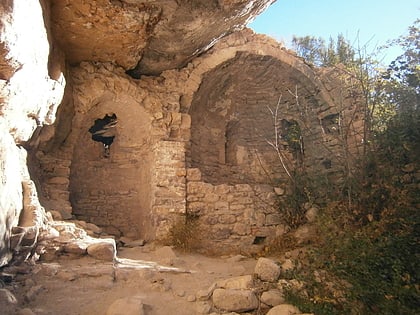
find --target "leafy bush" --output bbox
[282,21,420,314]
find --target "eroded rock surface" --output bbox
[50,0,275,75]
[1,0,365,268]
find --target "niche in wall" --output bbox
[69,102,154,240]
[188,53,321,185]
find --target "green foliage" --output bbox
[281,20,420,315]
[292,34,356,67]
[383,19,420,107]
[278,170,310,229]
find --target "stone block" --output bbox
[266,213,282,225]
[233,222,250,236]
[266,304,301,315]
[187,181,213,194]
[212,288,258,312]
[229,204,245,211]
[261,289,285,307]
[87,240,116,261]
[213,227,231,240]
[106,296,145,315]
[234,184,252,192]
[203,192,220,203]
[254,257,281,282]
[47,176,69,186]
[216,275,254,289]
[187,202,207,214]
[205,216,218,225]
[214,184,231,195]
[218,214,236,224]
[180,114,191,129]
[215,201,229,211]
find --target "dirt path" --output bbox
[5,244,259,315]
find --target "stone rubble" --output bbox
[0,240,319,315]
[182,256,313,315]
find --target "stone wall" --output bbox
[186,168,285,255]
[0,0,366,261]
[32,30,364,254]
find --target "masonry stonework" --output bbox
[31,30,364,255]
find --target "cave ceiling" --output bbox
[49,0,275,76]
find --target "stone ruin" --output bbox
[0,0,365,266]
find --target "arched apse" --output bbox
[188,51,335,186]
[69,100,154,239]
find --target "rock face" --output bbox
[0,0,365,264]
[0,0,65,266]
[49,0,275,75]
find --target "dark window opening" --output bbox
[88,113,118,158]
[253,236,266,245]
[322,158,332,169]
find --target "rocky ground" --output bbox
[0,241,314,315]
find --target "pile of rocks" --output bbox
[36,218,117,262]
[204,257,313,315]
[106,255,314,315]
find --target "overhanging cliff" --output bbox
[0,0,364,264]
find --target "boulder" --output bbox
[87,240,116,261]
[196,301,212,314]
[212,288,258,312]
[266,304,301,315]
[254,257,281,282]
[17,309,36,315]
[106,296,145,315]
[216,275,254,290]
[261,289,285,307]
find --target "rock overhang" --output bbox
[49,0,275,76]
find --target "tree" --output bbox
[382,19,419,113]
[291,34,356,67]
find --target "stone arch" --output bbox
[69,98,154,239]
[185,37,337,185]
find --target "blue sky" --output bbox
[248,0,419,65]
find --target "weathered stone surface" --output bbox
[87,240,116,261]
[50,0,275,75]
[261,289,285,307]
[196,301,212,314]
[216,275,254,289]
[212,288,259,312]
[254,257,281,282]
[16,308,36,315]
[266,304,301,315]
[0,0,365,265]
[0,0,65,266]
[106,296,145,315]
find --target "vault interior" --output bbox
[188,52,325,186]
[69,102,153,239]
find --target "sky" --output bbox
[248,0,419,65]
